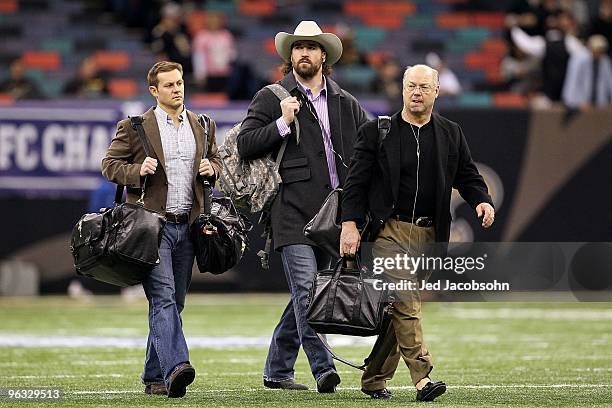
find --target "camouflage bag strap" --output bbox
[265,83,300,146]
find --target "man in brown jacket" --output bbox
[102,61,221,398]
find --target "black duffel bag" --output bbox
[192,180,252,274]
[69,116,166,287]
[303,188,342,259]
[306,257,389,337]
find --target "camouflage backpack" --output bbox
[217,83,300,214]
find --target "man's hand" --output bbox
[139,157,157,176]
[340,221,361,257]
[199,158,215,177]
[280,96,300,126]
[476,203,495,228]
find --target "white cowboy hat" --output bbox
[275,21,343,65]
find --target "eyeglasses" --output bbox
[405,84,435,94]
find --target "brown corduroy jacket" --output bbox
[101,107,222,225]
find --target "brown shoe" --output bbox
[167,363,196,398]
[144,383,167,395]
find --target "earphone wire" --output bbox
[408,122,421,253]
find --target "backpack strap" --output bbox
[254,84,296,270]
[265,83,300,145]
[377,115,391,150]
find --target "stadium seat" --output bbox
[94,51,130,72]
[20,51,61,71]
[108,78,138,99]
[0,0,17,14]
[190,92,229,107]
[436,13,471,29]
[493,92,528,108]
[0,92,15,104]
[239,0,275,16]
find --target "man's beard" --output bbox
[293,60,321,79]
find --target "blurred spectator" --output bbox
[150,2,192,76]
[192,12,236,92]
[370,57,403,113]
[0,60,45,100]
[63,57,109,98]
[334,23,367,67]
[511,10,586,103]
[500,43,541,94]
[425,52,462,96]
[563,35,612,109]
[589,0,612,55]
[560,0,589,32]
[506,0,544,36]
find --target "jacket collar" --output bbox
[278,72,342,97]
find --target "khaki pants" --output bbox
[361,219,435,390]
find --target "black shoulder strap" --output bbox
[315,310,392,371]
[377,115,391,150]
[197,113,211,147]
[128,115,153,205]
[197,114,213,216]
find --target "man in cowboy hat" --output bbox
[237,21,369,392]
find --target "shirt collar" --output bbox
[295,75,327,99]
[155,105,186,125]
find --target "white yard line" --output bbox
[0,335,376,348]
[67,384,612,395]
[448,308,612,320]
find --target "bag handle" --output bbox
[324,257,362,322]
[129,115,154,206]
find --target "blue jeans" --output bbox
[264,244,337,382]
[141,222,194,386]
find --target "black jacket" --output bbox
[237,73,368,250]
[341,112,493,243]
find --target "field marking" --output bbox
[0,335,376,348]
[66,384,612,395]
[448,308,612,320]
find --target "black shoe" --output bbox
[167,363,195,398]
[317,371,341,393]
[362,388,393,399]
[416,381,446,402]
[144,383,167,395]
[263,378,309,390]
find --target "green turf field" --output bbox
[0,295,610,407]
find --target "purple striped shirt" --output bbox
[276,76,339,188]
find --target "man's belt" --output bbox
[165,212,189,223]
[391,214,434,227]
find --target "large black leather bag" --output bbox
[306,258,388,337]
[304,188,342,258]
[70,116,166,287]
[192,180,252,274]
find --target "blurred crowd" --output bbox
[0,0,610,110]
[502,0,612,109]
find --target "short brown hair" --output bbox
[147,61,183,87]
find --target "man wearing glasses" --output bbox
[340,64,495,402]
